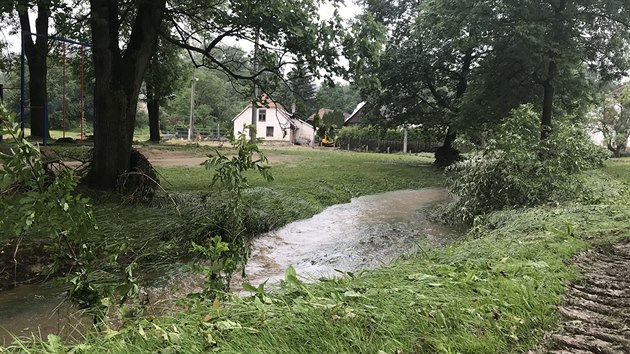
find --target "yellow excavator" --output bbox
[321,135,334,147]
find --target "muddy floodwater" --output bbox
[0,188,457,344]
[242,188,454,287]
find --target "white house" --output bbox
[232,98,314,145]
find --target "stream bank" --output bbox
[1,188,456,344]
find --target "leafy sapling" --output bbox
[192,129,273,297]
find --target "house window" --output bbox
[258,109,266,122]
[266,126,274,137]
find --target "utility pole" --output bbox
[250,28,259,141]
[403,126,408,154]
[188,70,198,141]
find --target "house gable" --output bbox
[233,98,307,143]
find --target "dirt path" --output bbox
[530,241,630,354]
[136,147,302,167]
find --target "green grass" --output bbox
[17,191,630,353]
[86,147,443,274]
[4,147,630,353]
[605,156,630,184]
[158,147,440,192]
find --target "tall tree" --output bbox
[287,61,317,116]
[16,0,50,138]
[144,38,187,143]
[351,0,493,166]
[1,0,79,138]
[86,0,346,189]
[350,0,630,166]
[492,0,630,139]
[88,0,165,188]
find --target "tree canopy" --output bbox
[82,0,348,189]
[349,0,630,164]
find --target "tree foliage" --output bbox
[0,104,95,270]
[274,61,317,117]
[315,84,360,114]
[164,66,249,131]
[446,104,608,224]
[198,130,273,294]
[350,0,630,163]
[590,84,630,157]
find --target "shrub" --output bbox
[446,104,609,224]
[0,105,95,256]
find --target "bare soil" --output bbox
[136,146,303,167]
[530,241,630,354]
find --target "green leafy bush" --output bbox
[0,106,142,326]
[446,104,609,224]
[0,105,95,268]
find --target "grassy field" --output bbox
[97,147,444,267]
[1,143,446,287]
[2,145,630,353]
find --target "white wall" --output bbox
[233,106,293,142]
[294,120,315,143]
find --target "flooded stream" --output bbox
[0,188,456,345]
[242,188,453,286]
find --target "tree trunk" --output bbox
[27,56,48,138]
[541,60,557,140]
[147,97,160,143]
[431,49,473,167]
[18,1,50,138]
[88,0,165,190]
[434,127,459,167]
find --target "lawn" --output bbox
[1,143,446,290]
[3,144,630,353]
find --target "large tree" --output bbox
[88,0,165,188]
[1,0,84,138]
[5,0,52,138]
[350,0,630,166]
[286,61,317,116]
[351,0,493,165]
[144,38,187,143]
[489,0,630,139]
[86,0,346,189]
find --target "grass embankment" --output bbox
[102,146,442,261]
[15,162,630,353]
[4,148,630,353]
[1,145,443,287]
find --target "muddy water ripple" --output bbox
[241,188,454,287]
